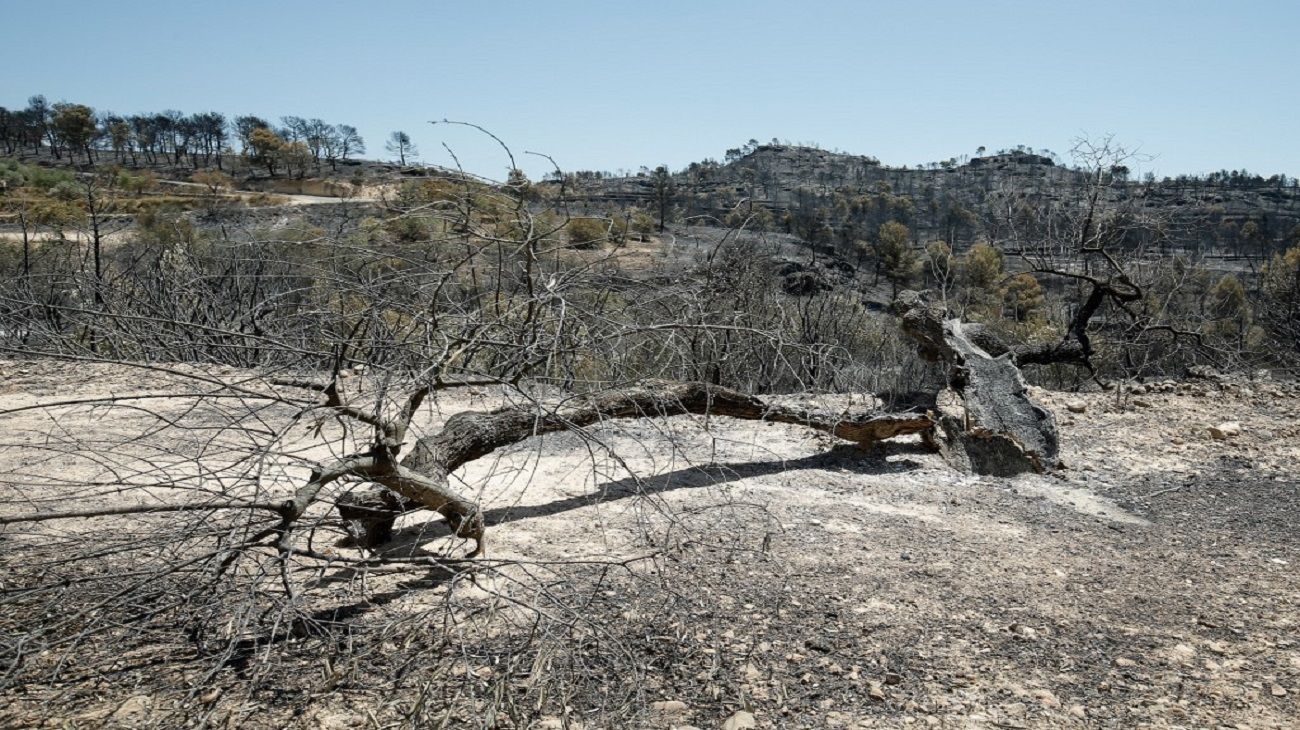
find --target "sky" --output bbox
[1,0,1297,181]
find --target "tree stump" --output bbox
[896,291,1060,475]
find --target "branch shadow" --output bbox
[221,565,462,671]
[378,441,930,559]
[285,441,930,636]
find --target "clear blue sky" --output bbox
[2,0,1296,181]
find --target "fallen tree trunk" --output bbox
[329,381,935,552]
[895,291,1060,476]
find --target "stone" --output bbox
[111,696,153,725]
[652,700,690,714]
[1208,422,1241,440]
[1009,622,1038,639]
[1032,688,1060,708]
[1066,401,1087,414]
[721,710,757,729]
[824,711,855,727]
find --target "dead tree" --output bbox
[895,291,1060,475]
[990,135,1218,379]
[286,379,935,551]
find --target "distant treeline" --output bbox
[558,138,1298,192]
[0,95,366,175]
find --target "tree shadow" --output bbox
[377,441,929,559]
[290,441,929,633]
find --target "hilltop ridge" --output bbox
[558,143,1300,260]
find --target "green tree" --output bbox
[279,141,313,179]
[247,127,286,176]
[105,118,133,163]
[1259,247,1300,355]
[565,217,607,249]
[1239,220,1265,262]
[1207,273,1249,344]
[962,241,1005,318]
[51,103,98,163]
[629,208,656,238]
[872,221,920,298]
[1003,272,1045,322]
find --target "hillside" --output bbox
[561,145,1300,261]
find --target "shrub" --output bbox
[566,217,607,249]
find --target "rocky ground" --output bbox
[0,361,1297,729]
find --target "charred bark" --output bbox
[896,291,1060,476]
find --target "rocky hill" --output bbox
[562,145,1300,259]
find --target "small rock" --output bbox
[1133,398,1153,408]
[1066,401,1087,414]
[1114,657,1137,668]
[1271,684,1288,697]
[1010,623,1037,639]
[1208,422,1241,440]
[1165,643,1197,664]
[70,708,113,724]
[1032,689,1060,708]
[824,711,854,727]
[721,710,757,729]
[868,683,887,702]
[652,700,689,714]
[111,696,152,724]
[198,687,222,704]
[1068,704,1087,718]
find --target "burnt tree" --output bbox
[895,291,1060,476]
[283,379,936,552]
